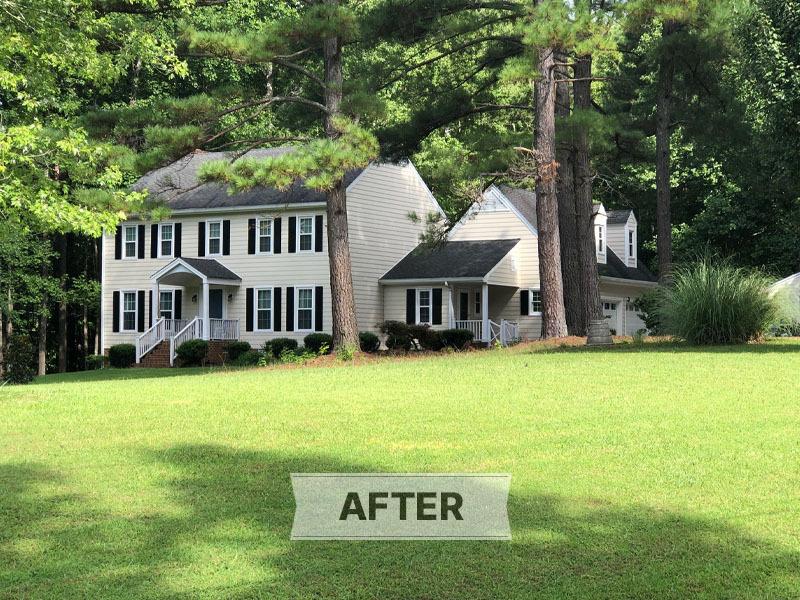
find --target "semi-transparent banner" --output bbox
[290,474,511,540]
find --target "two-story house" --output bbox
[101,151,656,365]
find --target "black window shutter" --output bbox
[274,287,282,331]
[314,215,323,252]
[222,220,231,255]
[150,224,158,258]
[114,226,122,260]
[406,289,416,324]
[247,218,256,254]
[273,218,282,253]
[286,287,295,331]
[520,290,530,315]
[175,290,182,319]
[149,290,153,327]
[198,222,205,256]
[288,216,297,253]
[314,286,323,331]
[112,291,120,332]
[137,225,145,259]
[174,223,182,257]
[432,288,443,325]
[137,290,145,331]
[245,288,254,331]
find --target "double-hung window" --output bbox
[627,229,636,261]
[256,288,273,331]
[207,220,222,255]
[124,225,138,258]
[122,291,137,331]
[159,223,173,258]
[474,291,481,316]
[159,290,174,320]
[296,287,314,330]
[529,289,542,315]
[298,216,313,252]
[595,225,605,254]
[417,288,432,325]
[258,218,272,254]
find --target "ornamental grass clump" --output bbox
[658,258,779,345]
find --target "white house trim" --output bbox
[294,285,316,332]
[149,257,242,285]
[599,276,658,288]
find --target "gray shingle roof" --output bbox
[497,185,537,229]
[134,147,364,210]
[180,258,241,281]
[599,249,657,283]
[381,239,520,281]
[607,209,633,224]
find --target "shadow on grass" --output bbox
[30,365,239,385]
[2,447,799,598]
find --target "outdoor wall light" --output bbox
[228,293,233,302]
[191,294,197,303]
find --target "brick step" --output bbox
[138,340,173,368]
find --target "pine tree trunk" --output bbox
[656,21,677,282]
[322,7,359,350]
[573,54,602,330]
[555,55,582,335]
[534,45,568,339]
[0,304,4,379]
[57,233,67,373]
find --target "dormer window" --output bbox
[595,225,605,254]
[626,227,637,264]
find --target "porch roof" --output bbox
[380,239,519,282]
[151,257,242,286]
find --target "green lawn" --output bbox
[2,341,800,599]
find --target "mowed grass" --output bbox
[2,341,800,599]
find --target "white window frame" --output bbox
[121,290,138,332]
[528,289,542,316]
[626,227,637,263]
[206,219,222,256]
[123,225,138,259]
[474,290,481,316]
[595,224,605,255]
[256,217,273,255]
[159,289,175,320]
[416,287,433,325]
[297,215,314,253]
[254,287,274,332]
[158,222,174,258]
[295,286,315,332]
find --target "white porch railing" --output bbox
[136,318,165,363]
[209,318,239,340]
[500,320,520,346]
[170,317,203,366]
[164,318,189,338]
[454,319,483,341]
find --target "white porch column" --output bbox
[152,281,160,325]
[447,285,455,328]
[481,283,489,344]
[201,280,210,340]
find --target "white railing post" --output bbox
[481,284,489,344]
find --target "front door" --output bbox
[209,289,224,319]
[459,291,469,321]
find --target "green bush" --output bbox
[385,334,412,352]
[176,339,208,366]
[336,343,357,361]
[304,333,333,355]
[657,258,780,344]
[634,290,664,335]
[85,354,105,370]
[440,328,474,350]
[226,341,251,362]
[108,344,136,368]
[5,334,35,384]
[413,326,443,351]
[263,337,298,359]
[231,349,262,366]
[359,331,380,353]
